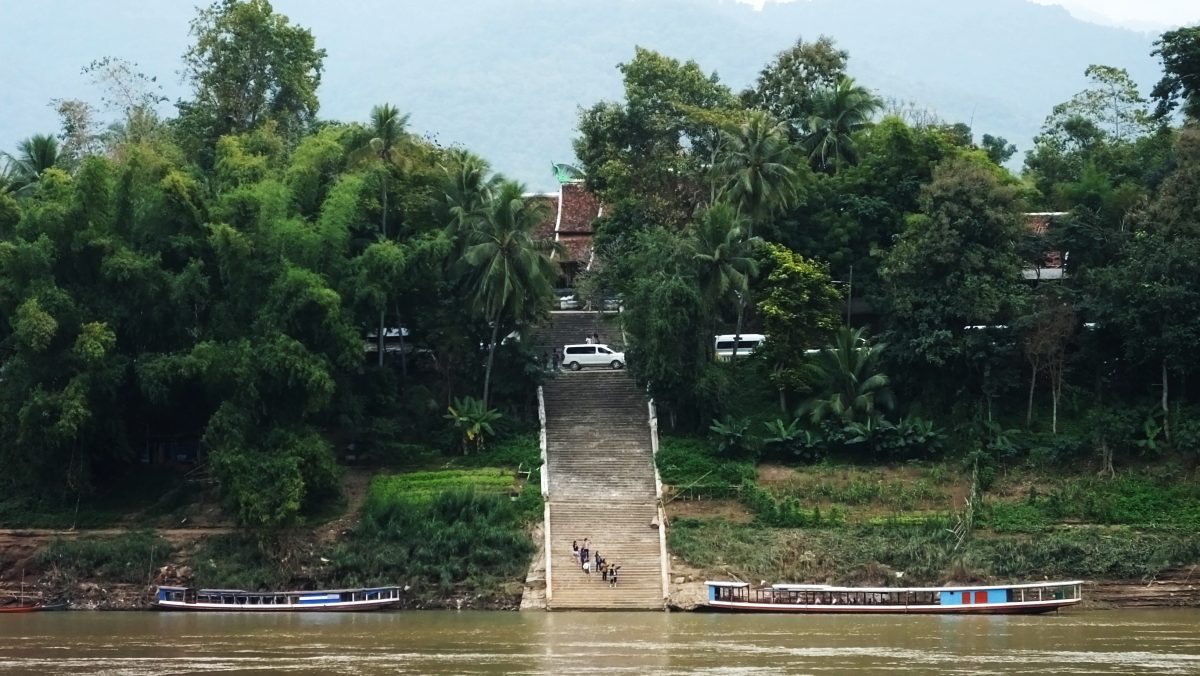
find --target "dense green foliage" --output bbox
[0,0,556,528]
[575,23,1200,483]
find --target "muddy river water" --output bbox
[2,609,1199,674]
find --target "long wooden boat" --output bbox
[0,598,69,613]
[704,580,1083,614]
[156,585,402,611]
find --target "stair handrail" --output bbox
[537,384,552,604]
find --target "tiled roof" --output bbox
[529,194,558,240]
[559,183,601,233]
[530,180,603,266]
[558,233,593,263]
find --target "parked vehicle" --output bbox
[562,344,625,370]
[714,334,766,361]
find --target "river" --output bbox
[3,609,1199,674]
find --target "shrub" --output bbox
[982,501,1050,533]
[454,433,540,470]
[35,532,173,584]
[709,416,758,459]
[656,436,756,498]
[192,534,297,590]
[740,480,845,527]
[330,489,534,596]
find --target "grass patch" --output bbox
[657,436,756,498]
[366,468,518,503]
[981,474,1200,531]
[669,517,1200,586]
[35,531,174,584]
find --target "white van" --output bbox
[714,334,765,361]
[562,344,625,370]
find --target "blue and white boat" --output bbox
[156,585,402,611]
[704,580,1083,614]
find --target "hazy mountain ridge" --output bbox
[1,0,1164,190]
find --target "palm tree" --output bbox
[799,327,894,424]
[716,110,800,236]
[442,149,500,242]
[690,203,759,360]
[366,104,410,238]
[463,181,560,408]
[1,134,62,194]
[353,104,410,365]
[803,77,882,173]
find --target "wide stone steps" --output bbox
[533,311,664,611]
[547,501,663,610]
[532,311,623,357]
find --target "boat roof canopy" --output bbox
[705,581,750,588]
[182,586,402,594]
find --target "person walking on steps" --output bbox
[609,565,620,588]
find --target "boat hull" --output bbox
[703,599,1080,615]
[0,602,69,613]
[157,599,399,612]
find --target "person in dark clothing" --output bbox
[553,348,562,370]
[609,565,620,587]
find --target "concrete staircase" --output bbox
[542,367,666,610]
[531,311,623,357]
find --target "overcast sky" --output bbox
[738,0,1200,29]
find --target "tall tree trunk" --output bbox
[731,296,746,364]
[1051,375,1059,435]
[482,311,502,409]
[1026,361,1037,427]
[377,182,389,367]
[396,302,407,377]
[1162,359,1170,443]
[378,310,386,367]
[381,180,388,239]
[778,385,787,413]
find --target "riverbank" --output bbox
[0,438,545,612]
[6,445,1200,611]
[654,438,1200,611]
